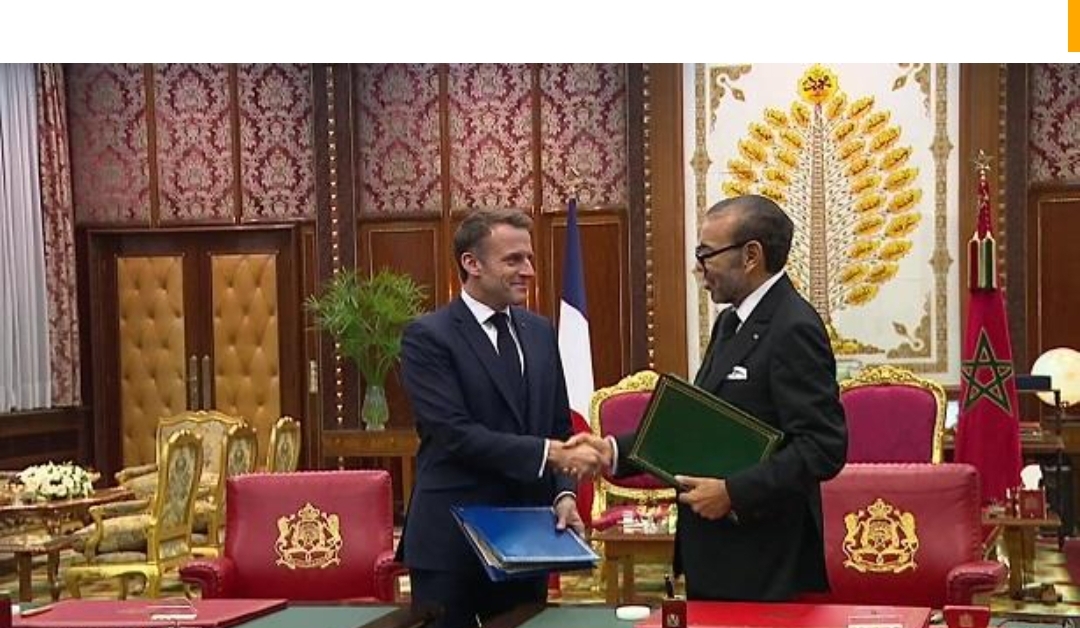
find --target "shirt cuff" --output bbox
[538,439,550,478]
[553,491,577,507]
[607,435,619,475]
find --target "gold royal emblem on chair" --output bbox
[275,502,342,569]
[841,498,919,573]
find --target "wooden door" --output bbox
[88,227,303,480]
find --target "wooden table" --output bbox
[982,512,1061,599]
[322,429,419,511]
[592,526,674,605]
[0,486,133,602]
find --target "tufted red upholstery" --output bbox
[180,470,405,601]
[815,463,1006,608]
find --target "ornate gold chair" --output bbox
[193,422,259,557]
[839,365,946,463]
[590,370,676,530]
[66,430,204,599]
[116,410,247,499]
[266,416,301,472]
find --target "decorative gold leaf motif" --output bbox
[880,147,912,171]
[833,121,857,144]
[732,87,745,101]
[893,76,907,90]
[719,65,924,323]
[878,239,912,260]
[854,215,885,236]
[738,139,768,163]
[791,101,811,127]
[885,213,921,238]
[845,284,879,306]
[862,111,891,135]
[893,322,908,336]
[888,189,922,213]
[765,108,789,128]
[870,127,901,152]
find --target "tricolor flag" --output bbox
[954,161,1022,504]
[558,198,595,427]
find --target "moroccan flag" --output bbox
[557,198,595,428]
[954,164,1022,504]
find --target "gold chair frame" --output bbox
[66,430,204,599]
[840,364,947,463]
[193,422,259,557]
[267,416,301,472]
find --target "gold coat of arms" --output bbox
[275,502,343,570]
[841,498,919,573]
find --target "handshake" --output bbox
[547,433,616,480]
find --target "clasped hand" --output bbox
[547,433,614,480]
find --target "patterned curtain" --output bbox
[37,64,81,406]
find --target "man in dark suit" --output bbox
[399,208,602,628]
[572,194,847,601]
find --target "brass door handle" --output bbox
[201,354,212,410]
[187,355,199,409]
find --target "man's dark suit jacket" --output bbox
[617,274,847,601]
[398,297,575,572]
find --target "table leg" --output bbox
[604,556,619,605]
[1002,527,1024,597]
[15,552,32,603]
[402,458,414,511]
[47,549,60,601]
[623,558,635,604]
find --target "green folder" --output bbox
[628,373,783,487]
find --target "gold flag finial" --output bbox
[972,149,994,175]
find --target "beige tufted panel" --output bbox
[211,254,280,458]
[118,256,188,467]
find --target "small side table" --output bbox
[592,526,674,605]
[0,532,72,603]
[983,512,1062,599]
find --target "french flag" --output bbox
[558,198,595,427]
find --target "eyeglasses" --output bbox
[695,241,748,268]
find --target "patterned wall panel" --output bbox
[448,64,534,211]
[237,64,315,220]
[67,64,151,224]
[355,64,442,215]
[1030,64,1080,183]
[154,64,234,223]
[540,64,628,210]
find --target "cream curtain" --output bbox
[0,64,50,410]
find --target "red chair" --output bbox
[180,470,405,601]
[816,463,1006,608]
[589,371,675,530]
[839,365,946,463]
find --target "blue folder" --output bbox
[451,506,599,582]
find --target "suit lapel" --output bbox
[452,298,525,427]
[701,275,793,391]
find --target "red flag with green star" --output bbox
[954,161,1022,504]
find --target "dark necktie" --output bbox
[490,312,524,394]
[719,309,741,341]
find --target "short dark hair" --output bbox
[453,209,534,281]
[705,195,793,273]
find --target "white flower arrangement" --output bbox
[16,462,95,501]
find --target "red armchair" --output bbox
[839,365,946,463]
[590,371,675,530]
[817,463,1006,608]
[180,470,405,601]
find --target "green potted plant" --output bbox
[307,269,427,431]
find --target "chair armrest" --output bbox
[945,560,1008,605]
[89,499,150,521]
[115,464,157,484]
[179,557,238,598]
[374,550,408,602]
